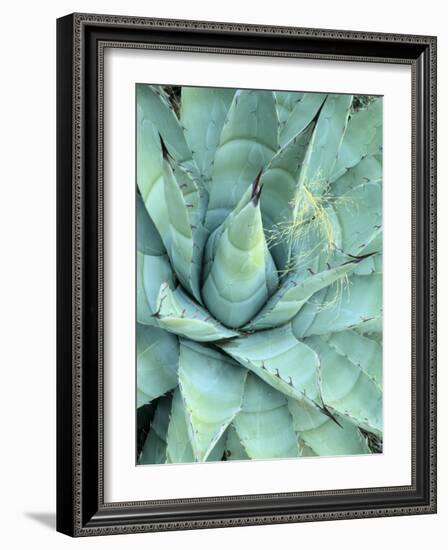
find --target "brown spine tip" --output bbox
[319,404,343,428]
[159,133,171,160]
[251,169,263,206]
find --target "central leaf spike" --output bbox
[251,169,263,206]
[201,173,278,329]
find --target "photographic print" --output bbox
[136,85,383,465]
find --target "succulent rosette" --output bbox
[136,85,383,463]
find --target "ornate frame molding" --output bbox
[56,13,437,537]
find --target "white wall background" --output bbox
[0,0,444,548]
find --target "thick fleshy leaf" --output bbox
[137,192,165,256]
[304,336,382,435]
[326,330,382,387]
[292,274,382,338]
[330,98,382,182]
[137,388,152,411]
[136,94,162,195]
[360,332,383,346]
[205,90,278,231]
[220,325,322,406]
[136,324,179,406]
[166,387,226,463]
[137,84,198,173]
[170,153,209,226]
[245,259,359,331]
[142,253,175,313]
[139,395,171,465]
[201,225,221,285]
[180,87,236,187]
[206,432,227,461]
[275,91,304,127]
[279,93,327,146]
[202,184,254,283]
[137,252,154,325]
[165,387,194,463]
[260,121,315,272]
[225,424,249,461]
[333,182,382,257]
[298,439,317,457]
[137,251,174,325]
[202,190,278,328]
[285,206,343,279]
[136,116,172,250]
[288,398,370,456]
[293,95,352,207]
[178,341,247,461]
[162,155,207,301]
[353,253,382,276]
[233,374,298,459]
[154,283,239,341]
[331,154,382,197]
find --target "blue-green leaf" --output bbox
[137,84,198,173]
[136,116,172,250]
[202,192,278,329]
[333,182,382,257]
[207,432,227,461]
[154,283,239,341]
[178,341,247,461]
[165,387,194,463]
[292,274,382,337]
[139,395,171,465]
[137,251,174,325]
[162,156,207,302]
[353,253,382,276]
[298,439,317,456]
[220,325,322,406]
[180,87,236,187]
[137,192,165,256]
[225,424,250,461]
[233,374,298,459]
[166,387,227,463]
[294,94,352,206]
[244,259,359,331]
[331,154,382,197]
[137,324,179,406]
[279,93,327,146]
[326,330,382,387]
[205,90,278,231]
[330,98,382,182]
[260,121,315,272]
[305,336,382,435]
[201,184,253,283]
[288,398,370,456]
[275,91,304,127]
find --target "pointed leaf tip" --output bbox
[159,132,171,161]
[251,169,263,206]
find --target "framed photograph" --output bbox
[56,13,437,537]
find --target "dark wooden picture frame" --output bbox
[56,13,437,537]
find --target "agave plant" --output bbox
[136,84,383,464]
